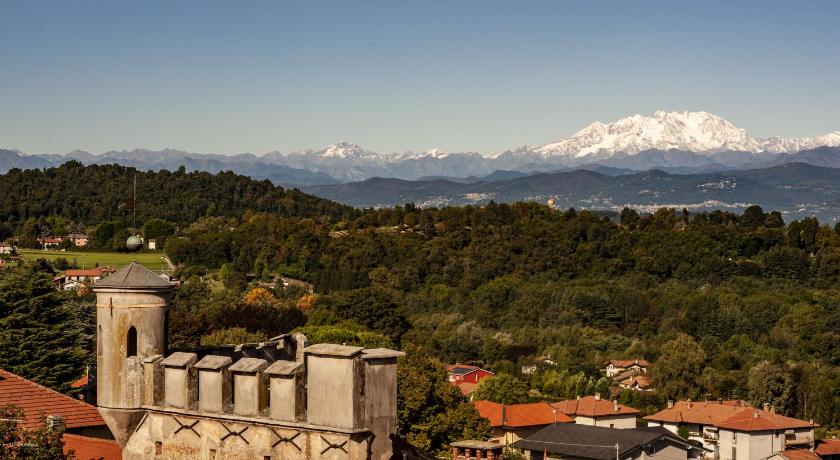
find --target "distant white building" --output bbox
[147,239,157,250]
[0,244,16,255]
[645,400,815,460]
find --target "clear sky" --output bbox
[1,1,839,155]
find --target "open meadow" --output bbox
[18,249,168,271]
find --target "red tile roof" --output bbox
[64,433,122,460]
[63,269,107,277]
[0,368,106,430]
[778,450,820,460]
[551,396,640,417]
[816,439,840,456]
[71,375,89,388]
[475,400,573,428]
[644,400,813,432]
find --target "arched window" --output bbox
[127,326,138,357]
[97,325,103,359]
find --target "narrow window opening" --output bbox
[155,441,162,455]
[127,326,138,357]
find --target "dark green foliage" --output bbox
[471,373,529,404]
[397,345,491,455]
[0,264,89,391]
[0,162,355,230]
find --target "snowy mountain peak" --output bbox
[321,142,371,159]
[536,111,760,158]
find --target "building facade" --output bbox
[93,262,405,460]
[645,400,815,460]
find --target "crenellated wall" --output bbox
[121,341,404,460]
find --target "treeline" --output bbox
[0,162,356,234]
[166,203,840,432]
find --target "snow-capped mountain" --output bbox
[532,111,822,158]
[3,111,839,183]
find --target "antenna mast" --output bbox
[133,173,137,231]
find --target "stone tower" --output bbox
[93,262,174,446]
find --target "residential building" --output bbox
[37,236,63,249]
[0,367,121,459]
[605,359,650,378]
[474,400,573,445]
[67,233,90,247]
[0,243,16,254]
[449,363,494,384]
[645,400,815,460]
[91,262,406,459]
[551,394,640,428]
[512,423,707,460]
[620,374,654,392]
[815,439,840,460]
[53,268,111,290]
[147,239,156,250]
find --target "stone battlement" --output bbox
[120,337,404,459]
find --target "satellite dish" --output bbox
[126,235,142,252]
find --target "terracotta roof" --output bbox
[64,433,122,460]
[621,375,653,389]
[645,400,813,431]
[475,400,572,428]
[70,375,88,388]
[94,262,172,289]
[816,439,840,455]
[552,396,640,417]
[778,450,820,460]
[63,269,106,277]
[0,368,106,430]
[716,410,814,431]
[606,359,650,368]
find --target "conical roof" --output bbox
[93,262,173,290]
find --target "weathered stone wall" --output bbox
[123,411,372,460]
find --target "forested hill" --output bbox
[0,162,356,226]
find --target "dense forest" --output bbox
[165,202,840,434]
[0,161,354,238]
[2,164,840,453]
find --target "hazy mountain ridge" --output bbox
[3,111,839,183]
[299,163,840,223]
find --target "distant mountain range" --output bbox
[299,163,840,224]
[3,111,840,185]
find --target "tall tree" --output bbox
[653,334,707,400]
[0,264,89,390]
[397,345,490,455]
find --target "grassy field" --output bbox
[18,249,169,270]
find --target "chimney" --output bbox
[595,393,601,401]
[763,403,770,413]
[667,400,674,409]
[753,411,759,419]
[687,399,692,409]
[613,400,619,412]
[576,395,581,400]
[46,415,65,432]
[718,398,723,405]
[770,406,776,414]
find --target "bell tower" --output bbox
[93,262,174,446]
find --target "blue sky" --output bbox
[1,1,839,155]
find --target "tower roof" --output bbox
[93,262,173,290]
